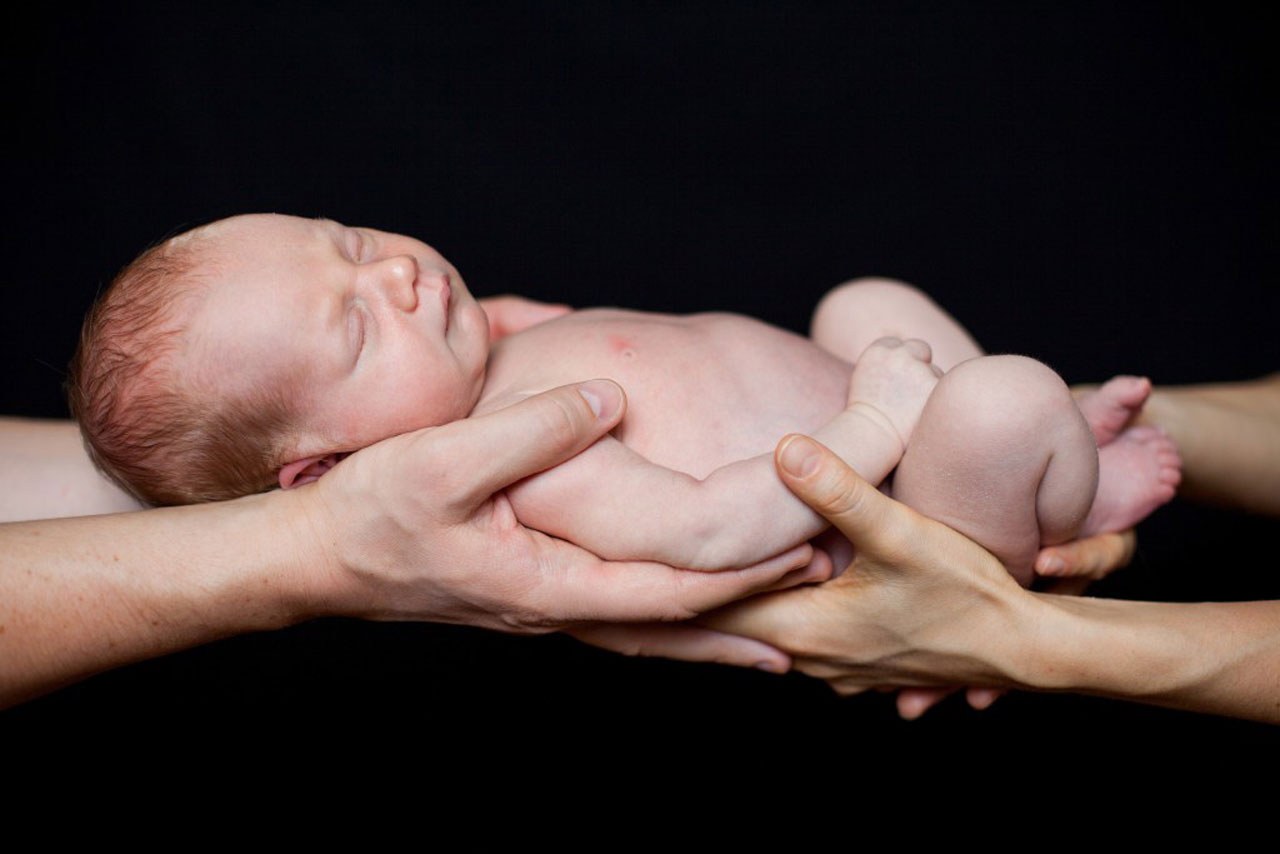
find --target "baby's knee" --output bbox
[814,280,936,338]
[926,355,1078,445]
[812,277,928,332]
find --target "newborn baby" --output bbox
[70,214,1181,583]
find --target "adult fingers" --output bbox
[1034,529,1137,580]
[567,623,792,672]
[898,686,1006,717]
[755,545,835,593]
[436,381,626,513]
[774,434,922,561]
[548,551,807,625]
[897,687,957,720]
[966,687,1006,710]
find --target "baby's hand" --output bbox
[847,337,943,448]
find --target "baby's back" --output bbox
[479,309,851,478]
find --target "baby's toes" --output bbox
[1079,376,1152,446]
[1100,375,1153,410]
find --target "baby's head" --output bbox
[69,213,490,505]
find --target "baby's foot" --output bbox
[1077,375,1152,445]
[848,337,943,448]
[1080,425,1182,536]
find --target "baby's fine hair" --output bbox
[68,230,294,505]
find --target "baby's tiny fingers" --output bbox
[867,336,904,351]
[902,338,933,363]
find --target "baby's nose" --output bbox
[371,255,419,310]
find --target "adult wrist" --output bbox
[246,487,347,626]
[951,578,1062,691]
[1009,594,1202,700]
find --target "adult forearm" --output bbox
[707,432,1280,724]
[1138,374,1280,516]
[0,493,310,708]
[0,418,143,522]
[1012,594,1280,723]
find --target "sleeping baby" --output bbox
[68,214,1181,584]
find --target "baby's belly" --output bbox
[483,309,852,479]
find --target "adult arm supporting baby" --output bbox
[682,373,1280,723]
[1030,372,1280,580]
[1135,373,1280,516]
[0,418,144,522]
[0,381,799,708]
[506,338,938,571]
[704,433,1280,724]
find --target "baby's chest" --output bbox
[483,311,851,477]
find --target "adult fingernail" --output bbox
[1037,554,1066,575]
[778,435,820,478]
[755,661,786,674]
[578,380,621,420]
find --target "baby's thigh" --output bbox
[890,356,1096,584]
[809,278,983,371]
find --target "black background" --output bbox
[4,2,1278,759]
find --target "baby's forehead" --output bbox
[164,216,300,282]
[158,221,237,277]
[172,213,311,251]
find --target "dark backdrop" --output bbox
[4,3,1277,759]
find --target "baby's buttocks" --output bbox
[482,309,851,479]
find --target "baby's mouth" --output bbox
[440,274,451,332]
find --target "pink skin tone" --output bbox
[181,216,1181,701]
[182,214,492,487]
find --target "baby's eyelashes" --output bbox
[348,303,367,363]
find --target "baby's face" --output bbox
[185,214,490,462]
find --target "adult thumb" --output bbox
[442,380,627,510]
[774,434,917,560]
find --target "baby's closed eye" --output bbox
[347,303,367,363]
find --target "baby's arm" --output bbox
[507,338,941,570]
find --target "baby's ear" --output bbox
[278,453,345,489]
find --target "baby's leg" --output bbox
[1076,377,1183,537]
[811,278,984,371]
[890,356,1098,586]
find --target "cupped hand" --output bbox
[699,433,1036,696]
[896,527,1139,717]
[294,381,805,655]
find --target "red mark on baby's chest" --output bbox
[607,335,637,359]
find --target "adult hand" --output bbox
[295,381,807,657]
[479,295,571,340]
[1035,529,1137,585]
[0,380,801,707]
[700,434,1038,696]
[896,527,1140,717]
